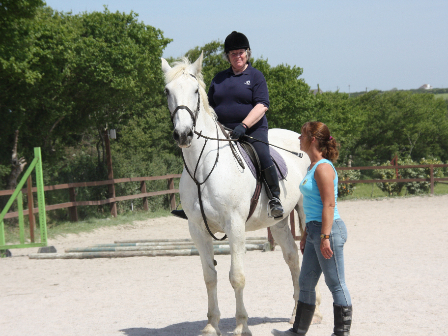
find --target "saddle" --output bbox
[218,123,288,221]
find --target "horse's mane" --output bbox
[164,57,217,120]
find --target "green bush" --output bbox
[374,162,404,196]
[338,168,361,197]
[399,157,445,194]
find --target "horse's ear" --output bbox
[161,58,171,74]
[189,51,203,76]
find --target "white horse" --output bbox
[161,53,321,336]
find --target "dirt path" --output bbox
[1,195,447,336]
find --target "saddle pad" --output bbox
[236,142,288,181]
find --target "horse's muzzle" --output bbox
[173,129,194,148]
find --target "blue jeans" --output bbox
[299,219,352,306]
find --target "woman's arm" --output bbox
[314,163,336,259]
[242,103,267,128]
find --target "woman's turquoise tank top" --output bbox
[299,159,341,223]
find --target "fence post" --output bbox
[267,227,275,251]
[289,211,297,240]
[104,130,117,217]
[27,175,35,242]
[68,187,78,222]
[141,181,148,211]
[430,164,434,195]
[34,147,47,246]
[167,178,176,211]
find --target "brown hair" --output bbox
[301,121,339,162]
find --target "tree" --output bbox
[261,60,317,132]
[352,90,448,163]
[0,6,172,171]
[312,92,363,164]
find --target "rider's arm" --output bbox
[242,103,267,128]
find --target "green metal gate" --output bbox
[0,148,47,256]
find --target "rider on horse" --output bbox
[172,31,284,220]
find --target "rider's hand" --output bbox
[231,123,247,140]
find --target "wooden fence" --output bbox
[1,163,447,222]
[336,163,448,194]
[0,174,181,221]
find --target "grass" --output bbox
[2,209,172,245]
[435,93,448,100]
[339,181,448,201]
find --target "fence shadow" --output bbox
[120,316,289,336]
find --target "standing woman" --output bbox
[208,31,283,218]
[273,121,352,336]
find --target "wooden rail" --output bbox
[0,174,182,221]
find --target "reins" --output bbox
[181,123,227,241]
[194,127,304,158]
[171,73,227,241]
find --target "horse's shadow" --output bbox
[120,317,288,336]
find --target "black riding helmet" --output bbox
[224,31,250,53]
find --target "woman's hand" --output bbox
[320,238,333,259]
[300,232,307,255]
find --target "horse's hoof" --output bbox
[312,314,323,324]
[202,324,221,336]
[233,325,252,336]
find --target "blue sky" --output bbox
[44,0,447,93]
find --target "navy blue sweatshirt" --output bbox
[207,63,269,133]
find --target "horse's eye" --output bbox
[195,88,198,94]
[164,88,169,96]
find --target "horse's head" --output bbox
[161,53,204,148]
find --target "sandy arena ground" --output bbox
[1,195,447,336]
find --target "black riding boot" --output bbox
[271,301,316,335]
[171,209,188,220]
[262,165,284,218]
[332,304,352,336]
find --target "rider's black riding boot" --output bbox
[262,165,284,218]
[271,301,316,335]
[171,209,188,220]
[332,304,352,336]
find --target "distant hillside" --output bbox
[348,87,448,98]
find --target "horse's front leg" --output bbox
[227,219,252,336]
[189,220,221,336]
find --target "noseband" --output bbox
[170,74,200,127]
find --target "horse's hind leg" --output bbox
[269,217,302,323]
[189,220,222,336]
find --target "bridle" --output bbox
[169,73,227,241]
[169,74,201,128]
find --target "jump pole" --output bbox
[65,243,267,253]
[29,244,267,260]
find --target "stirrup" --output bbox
[267,197,284,219]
